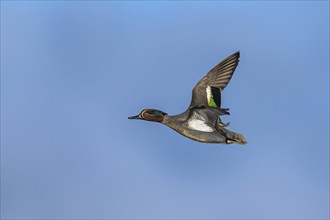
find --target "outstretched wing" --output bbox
[189,51,240,108]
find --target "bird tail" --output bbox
[216,125,247,145]
[225,131,247,145]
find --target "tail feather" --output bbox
[216,124,247,145]
[225,132,247,145]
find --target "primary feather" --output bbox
[189,51,240,108]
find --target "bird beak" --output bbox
[128,114,142,120]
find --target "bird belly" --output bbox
[182,129,227,143]
[167,125,227,143]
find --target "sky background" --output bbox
[1,1,329,219]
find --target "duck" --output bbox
[128,51,247,144]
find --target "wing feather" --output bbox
[189,51,240,108]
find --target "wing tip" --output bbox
[233,51,240,58]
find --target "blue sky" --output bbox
[1,1,329,219]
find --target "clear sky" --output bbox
[1,1,329,219]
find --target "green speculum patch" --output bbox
[209,97,218,108]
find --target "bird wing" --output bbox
[189,51,240,108]
[186,107,221,132]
